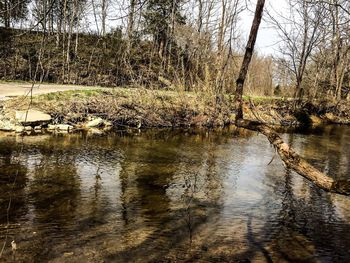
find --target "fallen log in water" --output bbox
[236,119,350,195]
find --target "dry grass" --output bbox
[4,88,236,128]
[3,88,349,128]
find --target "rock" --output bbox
[88,128,104,135]
[24,126,33,131]
[56,124,74,131]
[325,112,335,121]
[34,125,42,130]
[103,126,113,132]
[310,115,322,124]
[86,118,104,128]
[47,124,57,130]
[57,130,69,134]
[63,252,74,257]
[103,120,113,127]
[280,115,298,126]
[11,241,17,251]
[15,110,51,126]
[47,124,74,131]
[136,120,142,129]
[0,119,16,131]
[15,126,25,133]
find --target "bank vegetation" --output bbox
[0,0,349,102]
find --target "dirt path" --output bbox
[0,82,105,100]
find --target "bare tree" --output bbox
[268,0,326,103]
[327,0,350,100]
[0,0,30,27]
[234,0,265,120]
[101,0,108,36]
[127,0,136,41]
[235,0,350,195]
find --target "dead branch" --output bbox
[236,119,350,195]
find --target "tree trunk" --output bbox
[234,0,265,120]
[293,77,303,109]
[127,0,136,45]
[234,0,350,196]
[62,0,68,82]
[4,0,10,28]
[217,0,226,52]
[197,0,203,33]
[101,0,107,36]
[236,120,350,195]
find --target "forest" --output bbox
[0,0,349,101]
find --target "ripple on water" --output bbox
[0,126,350,262]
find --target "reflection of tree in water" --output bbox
[2,127,349,262]
[265,170,350,262]
[76,146,123,232]
[0,139,28,225]
[24,139,81,261]
[0,135,80,261]
[29,147,80,225]
[0,129,251,262]
[302,125,350,181]
[18,134,124,262]
[0,138,28,261]
[110,129,228,262]
[178,144,225,247]
[257,133,350,262]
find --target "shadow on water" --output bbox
[0,141,28,224]
[0,125,349,262]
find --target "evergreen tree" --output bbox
[143,0,185,56]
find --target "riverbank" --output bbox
[0,86,349,133]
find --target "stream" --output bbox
[0,125,350,262]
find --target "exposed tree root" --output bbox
[236,119,350,195]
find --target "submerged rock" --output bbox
[15,110,51,126]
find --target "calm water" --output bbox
[0,125,350,262]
